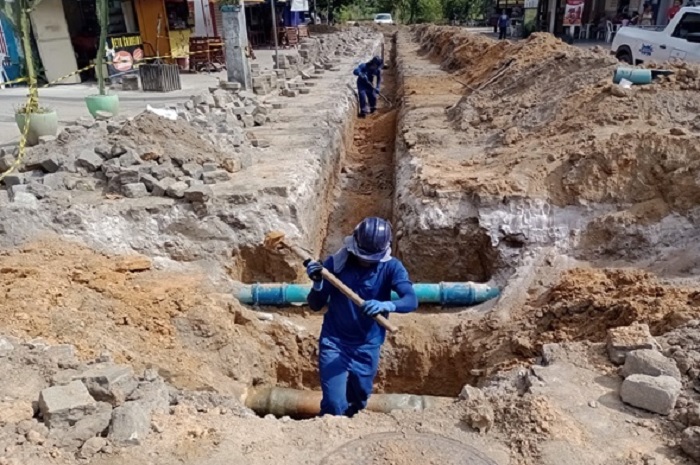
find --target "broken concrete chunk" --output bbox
[202,169,230,184]
[76,150,104,171]
[607,323,658,365]
[38,380,97,428]
[122,183,149,198]
[77,364,138,407]
[108,401,151,445]
[620,349,681,381]
[165,181,188,199]
[184,185,213,203]
[182,163,203,180]
[682,427,700,461]
[620,374,681,415]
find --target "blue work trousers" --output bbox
[318,336,381,417]
[357,82,377,115]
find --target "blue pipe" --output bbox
[237,282,500,307]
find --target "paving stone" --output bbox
[139,174,159,192]
[242,115,255,127]
[76,150,104,171]
[38,381,97,428]
[152,177,176,197]
[38,154,61,173]
[607,323,658,365]
[252,139,270,148]
[3,173,24,187]
[108,401,151,445]
[117,167,140,185]
[253,114,267,126]
[122,183,149,199]
[50,401,112,449]
[77,364,139,407]
[118,150,141,167]
[151,163,178,180]
[181,163,203,180]
[10,192,38,209]
[165,181,188,199]
[184,185,213,203]
[621,349,681,381]
[43,173,66,190]
[299,88,311,95]
[26,181,52,199]
[202,162,219,173]
[620,374,681,415]
[202,169,230,184]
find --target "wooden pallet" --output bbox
[139,63,182,92]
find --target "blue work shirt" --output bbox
[498,14,509,27]
[307,255,416,346]
[353,63,382,90]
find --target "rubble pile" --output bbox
[0,335,250,464]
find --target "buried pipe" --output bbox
[244,386,454,418]
[237,282,500,307]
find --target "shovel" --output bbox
[263,231,399,333]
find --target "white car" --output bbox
[374,13,394,25]
[611,6,700,64]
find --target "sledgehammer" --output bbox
[263,231,399,333]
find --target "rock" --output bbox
[26,429,45,445]
[151,177,176,197]
[202,162,219,173]
[202,170,230,184]
[80,437,107,458]
[127,377,171,415]
[607,323,658,365]
[116,167,140,185]
[181,163,203,180]
[118,150,141,167]
[0,154,14,172]
[671,127,687,136]
[3,173,24,187]
[44,344,79,369]
[221,158,241,173]
[459,385,485,403]
[76,150,104,171]
[0,337,14,354]
[42,173,66,190]
[38,381,97,428]
[108,401,151,445]
[10,192,38,209]
[151,163,178,180]
[114,256,152,273]
[610,84,630,98]
[682,427,700,461]
[621,349,681,381]
[620,374,681,415]
[184,185,213,203]
[53,401,112,448]
[77,364,139,406]
[251,138,270,148]
[39,154,61,173]
[122,183,149,198]
[166,181,188,199]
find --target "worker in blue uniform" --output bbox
[306,217,418,417]
[352,56,383,118]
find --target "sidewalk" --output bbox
[0,49,282,147]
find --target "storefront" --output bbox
[0,5,23,83]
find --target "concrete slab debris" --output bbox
[38,381,97,428]
[620,349,681,381]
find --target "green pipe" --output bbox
[237,282,500,307]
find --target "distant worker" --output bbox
[353,56,383,118]
[306,217,418,417]
[498,10,510,40]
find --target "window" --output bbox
[672,12,700,38]
[375,14,391,20]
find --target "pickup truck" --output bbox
[611,6,700,64]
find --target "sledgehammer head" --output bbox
[263,231,287,250]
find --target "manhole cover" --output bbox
[319,432,498,465]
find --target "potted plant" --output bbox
[84,0,119,118]
[4,0,58,146]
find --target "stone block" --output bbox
[10,192,38,209]
[39,154,61,173]
[272,101,287,110]
[459,385,486,403]
[220,81,241,91]
[621,349,681,381]
[76,150,104,171]
[152,177,176,197]
[117,167,140,185]
[108,401,151,445]
[3,173,24,187]
[38,381,97,428]
[242,115,255,128]
[252,139,270,148]
[80,437,107,459]
[682,427,700,461]
[51,401,112,449]
[203,169,230,184]
[118,150,141,167]
[77,364,139,407]
[139,174,159,192]
[607,323,658,365]
[43,173,66,190]
[184,185,213,203]
[253,114,267,126]
[151,163,178,180]
[299,88,311,95]
[620,374,681,415]
[122,183,149,198]
[202,162,219,173]
[165,181,188,199]
[182,163,203,180]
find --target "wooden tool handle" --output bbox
[286,242,398,333]
[320,269,399,333]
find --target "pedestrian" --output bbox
[639,3,654,25]
[352,56,383,118]
[498,10,510,40]
[668,0,682,20]
[305,217,418,417]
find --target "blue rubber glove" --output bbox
[361,300,396,317]
[306,260,323,282]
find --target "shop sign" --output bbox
[524,0,538,9]
[106,34,144,77]
[563,0,584,25]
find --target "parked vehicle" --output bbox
[611,6,700,64]
[374,13,394,25]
